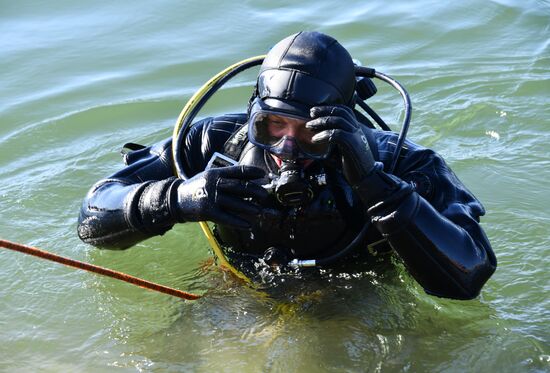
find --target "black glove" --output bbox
[307,105,402,207]
[173,165,268,229]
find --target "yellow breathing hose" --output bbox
[171,55,265,284]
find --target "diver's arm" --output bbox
[364,145,496,300]
[77,114,260,249]
[77,139,180,249]
[368,184,496,300]
[308,106,495,300]
[78,163,268,249]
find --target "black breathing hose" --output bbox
[355,99,391,131]
[355,67,412,174]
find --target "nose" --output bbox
[277,137,300,160]
[284,121,303,138]
[286,126,298,137]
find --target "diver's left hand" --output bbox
[307,105,406,207]
[307,105,376,186]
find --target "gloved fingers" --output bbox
[311,129,361,162]
[310,128,337,144]
[217,194,262,216]
[215,165,266,180]
[307,105,358,134]
[311,128,356,146]
[305,115,351,132]
[209,210,251,229]
[259,207,284,221]
[213,205,283,230]
[217,179,269,201]
[310,105,356,123]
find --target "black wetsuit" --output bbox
[78,113,496,299]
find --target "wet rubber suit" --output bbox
[77,113,496,300]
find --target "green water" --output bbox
[1,1,549,371]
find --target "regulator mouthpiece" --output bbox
[274,161,314,207]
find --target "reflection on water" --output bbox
[96,255,504,371]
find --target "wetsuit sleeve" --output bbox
[368,142,496,300]
[77,116,243,249]
[77,138,179,249]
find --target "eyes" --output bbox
[269,120,285,127]
[249,111,329,157]
[266,118,314,142]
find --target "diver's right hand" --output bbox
[173,165,268,229]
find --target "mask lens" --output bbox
[249,111,329,158]
[250,112,289,147]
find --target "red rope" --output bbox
[0,238,201,300]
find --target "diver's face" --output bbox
[249,110,329,164]
[263,115,315,167]
[263,114,314,145]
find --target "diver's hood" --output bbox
[255,31,356,117]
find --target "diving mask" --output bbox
[248,100,331,160]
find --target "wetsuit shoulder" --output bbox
[77,113,247,249]
[180,113,248,176]
[371,130,484,215]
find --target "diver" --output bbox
[77,31,496,300]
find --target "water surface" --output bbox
[1,1,549,371]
